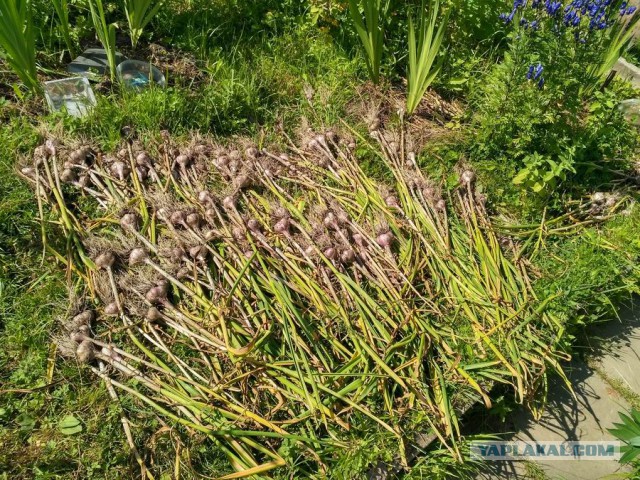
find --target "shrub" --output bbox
[469,0,639,195]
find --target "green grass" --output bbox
[534,206,640,337]
[40,27,361,149]
[522,461,551,480]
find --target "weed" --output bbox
[591,363,640,410]
[522,461,551,480]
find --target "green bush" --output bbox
[468,1,639,196]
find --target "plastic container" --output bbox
[116,60,166,89]
[43,77,97,117]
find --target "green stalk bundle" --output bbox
[23,123,570,477]
[347,0,388,84]
[123,0,166,48]
[87,0,117,81]
[407,0,449,115]
[51,0,75,57]
[0,0,39,93]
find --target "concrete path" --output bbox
[614,58,640,89]
[479,303,640,480]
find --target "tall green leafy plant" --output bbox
[347,0,389,84]
[609,408,640,465]
[88,0,117,81]
[123,0,165,48]
[406,0,449,115]
[0,0,39,93]
[51,0,75,57]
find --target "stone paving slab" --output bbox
[478,361,631,480]
[590,305,640,397]
[478,303,640,480]
[615,58,640,88]
[516,362,630,480]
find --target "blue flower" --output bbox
[527,65,535,79]
[538,77,545,89]
[527,63,544,82]
[545,0,563,15]
[501,0,627,34]
[564,9,579,25]
[500,0,529,23]
[534,63,544,80]
[499,9,517,23]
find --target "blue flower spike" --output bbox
[534,63,544,80]
[502,0,631,90]
[527,64,535,80]
[504,0,633,28]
